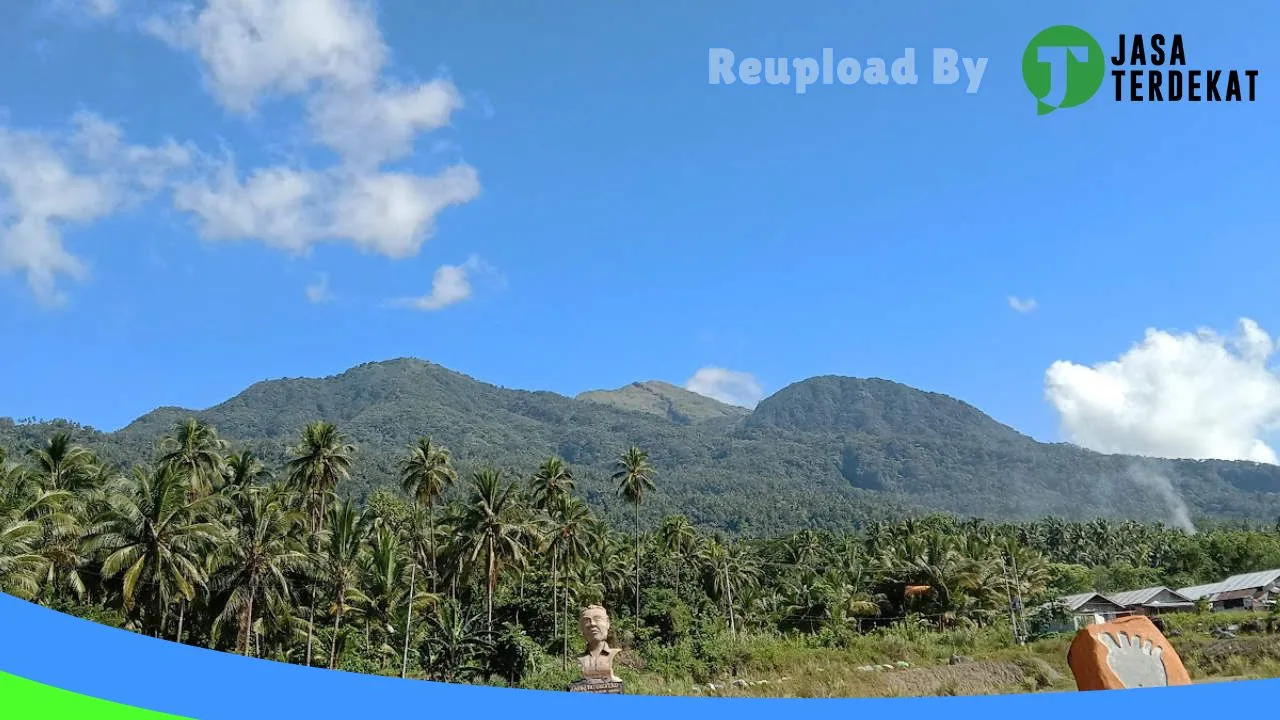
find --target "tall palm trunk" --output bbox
[329,606,343,670]
[724,555,736,637]
[673,554,681,597]
[562,581,569,670]
[305,597,315,667]
[634,502,641,627]
[428,502,438,594]
[244,596,255,656]
[401,561,417,678]
[551,552,559,644]
[176,600,185,644]
[486,543,496,634]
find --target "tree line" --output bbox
[3,418,1280,685]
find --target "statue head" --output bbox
[579,604,610,646]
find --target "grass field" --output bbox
[511,611,1280,698]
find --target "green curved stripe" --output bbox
[0,670,192,719]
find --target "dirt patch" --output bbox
[876,660,1055,697]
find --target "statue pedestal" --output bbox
[567,679,624,694]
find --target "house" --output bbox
[1178,569,1280,611]
[1107,586,1195,615]
[1061,592,1130,621]
[1033,592,1130,634]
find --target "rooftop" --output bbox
[1178,569,1280,601]
[1060,592,1126,612]
[1107,586,1193,608]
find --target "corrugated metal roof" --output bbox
[1216,588,1260,602]
[1061,592,1125,611]
[1178,569,1280,601]
[1108,586,1192,607]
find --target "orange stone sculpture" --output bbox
[1066,614,1191,691]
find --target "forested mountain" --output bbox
[577,380,749,425]
[5,357,1280,533]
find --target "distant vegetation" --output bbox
[5,421,1280,694]
[577,380,750,425]
[6,358,1280,534]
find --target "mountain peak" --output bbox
[744,375,1026,444]
[10,358,1280,532]
[577,380,748,425]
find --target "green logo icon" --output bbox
[1022,25,1105,114]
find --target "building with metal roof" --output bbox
[1178,569,1280,610]
[1031,593,1128,636]
[1059,592,1128,614]
[1106,586,1194,614]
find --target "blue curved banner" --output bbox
[0,593,1269,719]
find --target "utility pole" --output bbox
[1001,561,1021,645]
[1010,551,1027,645]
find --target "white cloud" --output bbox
[172,163,322,252]
[47,0,118,19]
[685,367,764,408]
[0,114,192,305]
[145,0,465,168]
[307,79,463,169]
[1008,296,1037,314]
[305,273,331,303]
[1045,318,1280,463]
[327,167,479,257]
[391,255,498,312]
[172,163,479,256]
[144,0,479,258]
[5,0,481,306]
[143,0,386,115]
[86,0,118,17]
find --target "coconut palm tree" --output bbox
[612,446,655,626]
[391,501,435,677]
[286,422,354,533]
[398,438,456,594]
[656,515,697,595]
[588,528,632,612]
[698,536,761,636]
[26,432,96,493]
[209,484,307,656]
[85,464,223,636]
[317,499,371,669]
[0,511,44,600]
[360,524,426,670]
[223,451,272,491]
[529,457,574,512]
[158,418,229,500]
[420,600,491,683]
[29,490,86,603]
[548,495,599,666]
[455,468,537,633]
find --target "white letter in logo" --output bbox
[933,48,959,85]
[793,57,820,94]
[709,48,736,84]
[1037,46,1088,107]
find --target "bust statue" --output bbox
[577,605,622,682]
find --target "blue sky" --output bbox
[2,1,1278,460]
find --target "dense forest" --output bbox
[7,358,1280,534]
[4,419,1280,689]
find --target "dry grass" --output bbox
[570,612,1280,698]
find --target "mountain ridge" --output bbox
[5,356,1280,534]
[577,380,750,425]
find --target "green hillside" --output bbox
[578,380,750,425]
[5,357,1280,533]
